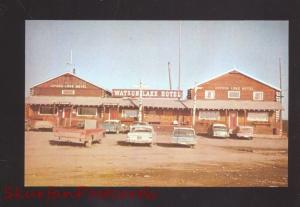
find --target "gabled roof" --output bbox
[189,69,281,91]
[30,72,111,94]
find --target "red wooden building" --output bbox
[26,72,111,127]
[187,70,283,134]
[25,72,190,128]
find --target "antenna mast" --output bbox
[168,62,172,90]
[67,49,76,74]
[70,49,73,65]
[279,58,282,97]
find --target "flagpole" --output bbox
[178,21,181,90]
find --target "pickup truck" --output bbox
[52,120,105,147]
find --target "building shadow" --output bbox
[49,140,101,147]
[30,128,53,132]
[155,143,193,148]
[199,134,228,139]
[117,140,151,147]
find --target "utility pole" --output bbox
[138,80,143,122]
[178,21,181,90]
[279,58,283,137]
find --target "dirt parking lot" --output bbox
[25,131,288,187]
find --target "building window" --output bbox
[62,89,75,95]
[122,109,138,118]
[77,107,97,116]
[228,91,240,99]
[276,91,281,102]
[247,112,268,122]
[30,88,34,96]
[39,106,57,115]
[253,91,264,101]
[205,90,215,99]
[199,111,220,120]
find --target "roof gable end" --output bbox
[191,69,281,91]
[31,72,111,93]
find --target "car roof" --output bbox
[104,119,120,122]
[131,125,153,129]
[212,123,227,127]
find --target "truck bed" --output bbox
[52,127,104,146]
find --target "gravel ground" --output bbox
[25,131,288,187]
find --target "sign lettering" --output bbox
[50,84,87,88]
[214,86,253,91]
[112,89,183,98]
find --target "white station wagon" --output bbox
[208,123,230,138]
[126,125,155,146]
[171,127,197,148]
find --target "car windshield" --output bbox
[174,129,194,137]
[131,127,152,133]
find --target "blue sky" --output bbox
[25,20,288,119]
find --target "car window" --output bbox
[132,127,152,133]
[213,126,227,130]
[174,129,194,137]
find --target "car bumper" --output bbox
[125,138,152,144]
[213,132,229,138]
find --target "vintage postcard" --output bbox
[25,20,288,187]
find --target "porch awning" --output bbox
[25,96,133,107]
[25,96,189,109]
[184,100,284,111]
[25,96,284,111]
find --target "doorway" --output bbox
[229,111,238,129]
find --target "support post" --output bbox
[225,109,228,126]
[69,105,73,127]
[244,109,246,126]
[192,86,197,128]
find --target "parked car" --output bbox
[31,120,54,131]
[52,119,105,147]
[208,123,230,138]
[25,119,31,131]
[232,126,254,140]
[126,125,155,146]
[102,120,129,134]
[172,127,196,148]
